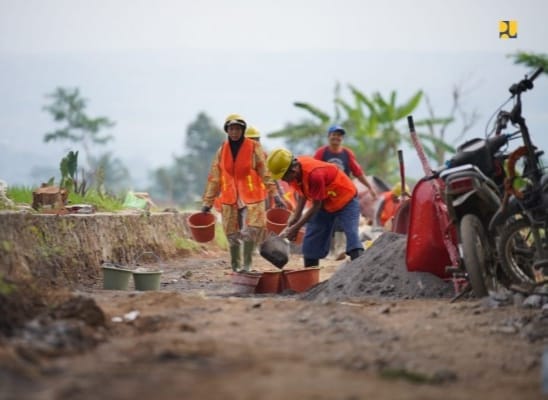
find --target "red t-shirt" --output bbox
[313,146,364,177]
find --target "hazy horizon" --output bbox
[1,0,547,190]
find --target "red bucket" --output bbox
[282,268,320,293]
[255,271,282,294]
[291,228,305,245]
[188,212,216,243]
[266,208,291,234]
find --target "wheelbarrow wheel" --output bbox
[459,214,489,298]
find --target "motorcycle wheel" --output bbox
[498,218,540,285]
[459,214,489,297]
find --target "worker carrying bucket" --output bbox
[200,114,282,272]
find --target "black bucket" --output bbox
[260,235,290,269]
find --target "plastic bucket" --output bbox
[292,228,305,245]
[102,265,132,290]
[282,268,320,293]
[133,271,162,291]
[188,212,216,243]
[231,272,262,294]
[266,208,291,234]
[255,271,282,294]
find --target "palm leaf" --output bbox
[395,91,423,120]
[293,102,330,123]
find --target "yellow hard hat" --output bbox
[245,125,261,139]
[267,148,293,180]
[391,183,410,197]
[224,113,246,132]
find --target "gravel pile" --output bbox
[304,232,454,301]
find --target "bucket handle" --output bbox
[134,251,163,267]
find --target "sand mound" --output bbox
[304,232,453,301]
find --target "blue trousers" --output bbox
[301,196,363,260]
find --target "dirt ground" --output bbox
[1,247,547,400]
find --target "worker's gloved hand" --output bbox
[274,195,286,208]
[201,205,211,213]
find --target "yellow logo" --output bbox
[499,20,518,39]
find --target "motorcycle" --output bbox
[489,67,547,290]
[438,134,511,297]
[406,117,514,297]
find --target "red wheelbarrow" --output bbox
[405,116,465,296]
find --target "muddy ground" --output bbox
[1,244,547,400]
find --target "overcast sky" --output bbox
[1,0,548,187]
[1,0,546,54]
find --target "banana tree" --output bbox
[267,83,457,183]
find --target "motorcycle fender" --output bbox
[452,190,476,208]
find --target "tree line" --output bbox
[40,51,547,207]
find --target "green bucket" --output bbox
[102,265,133,290]
[133,271,163,291]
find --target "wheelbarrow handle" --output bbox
[407,115,415,132]
[135,251,161,265]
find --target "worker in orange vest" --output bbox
[201,114,280,272]
[266,148,364,268]
[376,183,410,228]
[314,124,377,259]
[245,125,288,210]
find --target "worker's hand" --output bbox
[280,225,297,241]
[370,191,378,200]
[273,195,286,209]
[201,205,211,213]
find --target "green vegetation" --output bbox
[67,190,125,212]
[214,223,228,250]
[0,274,15,296]
[379,368,451,384]
[6,186,33,205]
[5,186,125,212]
[42,87,131,194]
[149,112,225,207]
[510,51,548,71]
[169,232,202,251]
[267,85,458,182]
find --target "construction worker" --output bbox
[201,114,281,272]
[314,125,377,195]
[314,124,377,259]
[266,148,364,268]
[245,125,287,210]
[375,183,410,228]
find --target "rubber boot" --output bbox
[304,258,319,268]
[242,241,255,272]
[348,248,364,261]
[230,244,241,272]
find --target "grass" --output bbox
[214,223,229,250]
[5,186,33,205]
[4,186,125,212]
[169,232,202,251]
[68,190,125,212]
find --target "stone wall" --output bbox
[0,211,200,287]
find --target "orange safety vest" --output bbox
[379,191,399,226]
[219,138,266,205]
[292,156,357,213]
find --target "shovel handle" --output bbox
[397,149,406,196]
